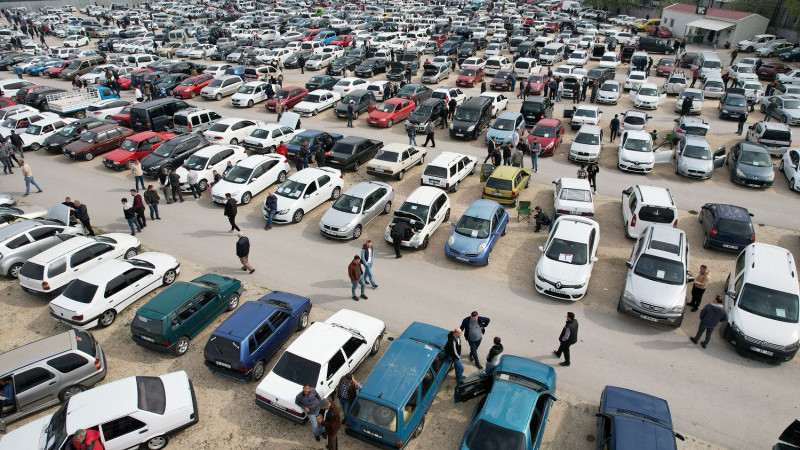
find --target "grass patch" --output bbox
[688,210,698,215]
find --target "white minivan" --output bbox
[620,185,678,239]
[421,151,477,192]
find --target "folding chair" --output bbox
[517,201,532,223]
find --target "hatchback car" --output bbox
[780,148,800,192]
[674,135,726,179]
[482,165,531,206]
[270,167,344,224]
[266,86,309,112]
[674,88,703,115]
[617,130,664,173]
[725,141,775,188]
[596,386,685,450]
[486,111,525,145]
[445,199,508,266]
[385,186,451,250]
[211,154,290,205]
[629,83,666,110]
[672,116,709,141]
[201,75,243,100]
[529,118,564,156]
[319,181,394,240]
[367,98,415,128]
[457,65,485,88]
[621,185,678,239]
[173,73,215,99]
[718,92,749,120]
[535,215,600,301]
[696,203,756,252]
[596,80,620,105]
[520,96,554,125]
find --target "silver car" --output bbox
[675,135,725,179]
[319,181,394,240]
[200,75,244,101]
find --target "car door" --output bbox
[100,415,149,449]
[116,267,156,311]
[209,148,235,174]
[787,150,800,183]
[26,226,63,255]
[248,161,270,195]
[174,298,203,339]
[13,366,61,412]
[362,188,384,224]
[312,174,332,209]
[324,348,347,392]
[621,187,634,225]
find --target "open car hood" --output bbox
[46,203,72,225]
[393,210,424,224]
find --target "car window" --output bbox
[102,416,147,441]
[268,311,291,330]
[326,349,346,380]
[252,322,274,349]
[89,243,113,258]
[105,275,130,297]
[177,300,198,321]
[70,248,95,267]
[342,337,364,358]
[196,291,217,307]
[48,258,67,277]
[402,386,420,425]
[14,367,55,393]
[29,227,59,241]
[47,353,88,374]
[420,368,435,399]
[5,234,31,249]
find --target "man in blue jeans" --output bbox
[460,311,491,370]
[348,255,367,301]
[346,101,355,128]
[360,240,377,288]
[445,328,464,383]
[121,197,141,236]
[263,190,277,230]
[295,385,326,442]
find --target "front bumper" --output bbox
[568,150,599,163]
[445,244,488,266]
[618,295,682,325]
[730,172,773,188]
[482,191,516,205]
[725,325,798,362]
[535,273,586,300]
[319,223,355,240]
[618,160,653,173]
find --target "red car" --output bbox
[648,26,672,38]
[0,97,15,109]
[655,58,676,77]
[111,105,133,127]
[756,62,791,81]
[331,35,354,47]
[366,98,415,128]
[299,28,322,41]
[525,73,548,95]
[173,73,215,98]
[102,131,175,170]
[14,85,47,103]
[529,118,564,157]
[118,68,154,90]
[265,86,309,111]
[456,66,484,88]
[544,21,560,33]
[44,60,75,78]
[429,34,447,47]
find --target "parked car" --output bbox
[265,86,309,112]
[674,135,726,179]
[780,147,800,191]
[210,154,290,205]
[673,116,709,141]
[456,65,485,88]
[200,75,243,100]
[718,92,749,120]
[242,115,302,154]
[529,118,565,156]
[293,89,341,117]
[535,214,600,300]
[141,134,209,177]
[269,167,344,224]
[366,98,415,128]
[698,203,755,252]
[617,130,665,173]
[385,186,451,250]
[327,136,383,171]
[758,95,800,127]
[596,386,686,450]
[486,111,525,144]
[102,131,175,170]
[520,96,554,124]
[620,185,678,239]
[569,124,604,163]
[445,199,508,266]
[319,181,394,240]
[62,124,135,161]
[482,165,530,206]
[202,118,265,145]
[570,105,602,130]
[365,143,426,180]
[305,74,339,91]
[421,152,477,192]
[725,141,776,188]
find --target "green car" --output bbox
[131,274,243,356]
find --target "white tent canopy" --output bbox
[685,18,735,31]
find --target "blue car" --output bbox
[314,30,338,45]
[345,322,451,449]
[726,141,775,188]
[485,111,526,144]
[456,355,557,450]
[285,129,343,160]
[203,291,312,381]
[26,59,63,76]
[596,386,685,449]
[446,199,508,265]
[698,203,755,252]
[780,47,800,62]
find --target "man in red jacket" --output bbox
[72,428,104,450]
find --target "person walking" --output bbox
[130,189,146,229]
[274,99,282,122]
[71,200,95,235]
[686,265,710,312]
[448,97,457,120]
[158,168,172,204]
[571,82,579,104]
[422,120,436,147]
[131,159,145,191]
[460,312,491,370]
[553,312,578,366]
[690,295,728,348]
[346,101,355,128]
[360,240,377,288]
[609,114,620,142]
[691,67,700,88]
[295,385,324,442]
[20,159,42,196]
[317,399,340,450]
[186,167,201,199]
[168,169,184,203]
[765,97,778,122]
[737,109,749,135]
[121,197,141,236]
[389,220,415,258]
[9,130,23,157]
[236,232,255,273]
[556,78,563,102]
[348,255,367,300]
[480,80,486,93]
[587,163,599,193]
[445,328,464,383]
[0,138,13,174]
[484,136,497,163]
[335,373,361,418]
[484,336,503,374]
[224,193,240,232]
[298,54,306,74]
[439,105,448,129]
[263,190,277,230]
[144,185,161,220]
[407,124,417,145]
[530,137,540,173]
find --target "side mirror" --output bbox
[591,256,599,262]
[538,245,544,252]
[551,180,556,185]
[387,336,395,342]
[625,261,633,268]
[304,194,310,198]
[727,290,736,298]
[675,433,686,442]
[687,276,695,284]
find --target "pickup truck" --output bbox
[326,136,383,171]
[45,86,120,118]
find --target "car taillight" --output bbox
[557,209,568,214]
[446,182,450,188]
[630,214,637,227]
[71,314,83,321]
[95,358,102,370]
[711,228,718,237]
[42,281,50,291]
[214,136,223,140]
[511,190,515,197]
[750,234,756,243]
[238,365,249,373]
[674,220,678,228]
[676,127,682,133]
[395,441,404,448]
[339,174,343,178]
[581,212,594,216]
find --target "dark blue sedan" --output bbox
[596,386,685,450]
[699,203,755,252]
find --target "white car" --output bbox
[619,225,690,326]
[621,110,651,131]
[621,185,678,239]
[663,72,688,95]
[777,69,800,85]
[204,64,233,78]
[736,79,764,103]
[48,252,180,329]
[187,44,216,59]
[624,71,648,91]
[431,87,467,106]
[332,77,368,94]
[553,177,594,217]
[18,233,141,297]
[737,34,778,52]
[480,92,508,117]
[674,88,704,114]
[321,45,345,59]
[242,114,302,154]
[270,167,344,223]
[258,48,293,65]
[384,186,451,250]
[597,52,621,69]
[629,83,666,110]
[202,118,265,145]
[781,148,800,191]
[305,53,335,70]
[254,309,384,422]
[727,63,758,82]
[200,75,244,101]
[484,56,511,76]
[366,80,392,101]
[534,215,600,301]
[569,124,604,163]
[79,64,119,85]
[596,80,620,104]
[461,57,486,70]
[86,99,132,120]
[553,64,576,79]
[365,143,428,180]
[484,43,504,58]
[570,105,602,130]
[230,81,270,108]
[567,50,588,67]
[211,154,290,205]
[64,34,89,47]
[20,117,74,151]
[178,144,247,192]
[618,130,661,173]
[0,371,198,450]
[292,89,341,116]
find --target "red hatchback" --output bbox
[331,35,354,47]
[525,73,548,95]
[529,118,564,157]
[44,60,76,78]
[367,98,415,128]
[655,58,676,77]
[0,97,15,109]
[118,69,154,90]
[111,105,134,127]
[102,131,175,170]
[266,86,309,111]
[173,73,215,99]
[456,66,484,88]
[756,62,791,81]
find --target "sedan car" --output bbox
[366,98,415,128]
[319,181,394,240]
[624,71,648,91]
[596,386,686,450]
[569,125,604,163]
[385,186,451,250]
[365,143,427,180]
[445,199,508,266]
[397,83,433,103]
[354,58,389,78]
[270,167,344,224]
[48,252,180,329]
[304,53,335,70]
[655,57,676,77]
[482,165,530,206]
[674,88,704,115]
[211,154,290,205]
[758,95,800,126]
[535,215,600,301]
[202,118,265,145]
[292,89,341,117]
[102,131,174,170]
[305,74,339,91]
[756,62,791,81]
[629,83,666,110]
[266,86,309,112]
[718,92,749,120]
[553,178,594,217]
[457,65,485,88]
[726,141,775,188]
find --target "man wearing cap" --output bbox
[335,373,362,418]
[317,398,341,450]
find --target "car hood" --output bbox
[104,148,137,162]
[368,110,395,120]
[732,306,800,346]
[63,140,92,153]
[570,141,601,153]
[626,272,685,309]
[320,207,359,228]
[783,109,800,119]
[449,229,488,254]
[486,128,512,141]
[538,255,591,285]
[532,136,557,148]
[619,148,654,164]
[393,210,424,224]
[0,415,50,449]
[737,162,774,178]
[407,112,431,124]
[679,156,713,172]
[275,192,301,210]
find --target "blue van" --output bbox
[345,322,451,449]
[203,291,312,381]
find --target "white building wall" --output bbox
[729,14,769,44]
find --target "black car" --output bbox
[718,91,749,120]
[284,51,312,69]
[347,47,368,60]
[305,74,339,91]
[167,61,206,75]
[326,136,383,171]
[458,42,477,60]
[328,57,360,76]
[450,96,493,140]
[42,118,115,153]
[0,53,27,71]
[586,67,615,84]
[387,61,418,81]
[333,90,376,119]
[520,96,554,125]
[27,87,67,110]
[354,58,389,78]
[469,37,489,50]
[406,98,447,131]
[140,134,209,177]
[155,73,189,96]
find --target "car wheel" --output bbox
[513,196,518,207]
[173,337,190,356]
[190,91,196,98]
[215,93,222,101]
[791,178,796,191]
[84,152,94,161]
[452,181,459,192]
[331,186,341,200]
[780,160,785,172]
[196,178,208,192]
[370,334,382,355]
[227,292,240,311]
[501,224,507,236]
[298,310,310,330]
[31,143,40,151]
[674,312,684,327]
[387,119,393,127]
[230,138,238,145]
[58,385,86,403]
[99,309,117,327]
[781,115,788,124]
[277,170,287,184]
[444,208,450,221]
[124,247,138,259]
[382,201,392,214]
[313,108,320,115]
[525,178,530,189]
[251,361,266,381]
[352,225,362,239]
[158,268,177,286]
[144,435,169,450]
[420,235,429,249]
[397,169,405,180]
[412,416,425,439]
[292,209,304,223]
[241,192,252,205]
[617,296,625,312]
[124,160,135,170]
[418,154,425,165]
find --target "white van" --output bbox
[173,108,222,134]
[421,151,477,192]
[723,243,800,363]
[696,51,722,78]
[539,43,565,66]
[514,58,539,78]
[167,28,188,43]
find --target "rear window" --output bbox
[74,331,96,357]
[136,376,167,414]
[62,279,99,304]
[19,262,44,280]
[466,419,526,450]
[350,398,397,432]
[423,165,447,178]
[486,177,512,190]
[132,314,164,335]
[639,206,674,223]
[762,130,791,141]
[174,115,189,126]
[204,335,242,362]
[272,351,320,387]
[717,218,753,236]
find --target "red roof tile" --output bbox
[663,3,755,21]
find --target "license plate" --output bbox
[456,256,469,262]
[548,288,566,295]
[750,346,773,356]
[140,335,155,343]
[455,133,464,137]
[639,314,659,323]
[429,179,439,185]
[722,244,737,249]
[215,361,232,369]
[270,402,286,411]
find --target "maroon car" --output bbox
[756,62,791,81]
[655,58,676,77]
[265,86,309,111]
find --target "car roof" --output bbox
[192,144,240,158]
[213,291,308,340]
[759,121,791,130]
[683,135,709,146]
[557,177,592,190]
[215,117,250,125]
[680,116,707,125]
[496,111,523,120]
[28,235,95,262]
[489,165,524,180]
[139,281,209,317]
[577,124,602,134]
[287,309,381,363]
[0,331,75,375]
[601,385,673,428]
[464,199,500,219]
[645,225,685,258]
[536,118,561,127]
[635,185,674,206]
[429,151,473,167]
[308,89,334,96]
[552,215,598,241]
[343,181,391,198]
[480,356,555,431]
[744,243,799,292]
[287,166,340,183]
[236,154,283,168]
[708,203,751,222]
[740,141,769,153]
[406,185,447,204]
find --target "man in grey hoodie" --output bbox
[690,295,727,348]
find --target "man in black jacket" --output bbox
[445,328,464,383]
[553,312,578,366]
[72,200,94,236]
[235,232,254,274]
[224,193,240,232]
[485,337,503,374]
[690,295,727,348]
[9,130,23,155]
[167,169,183,203]
[389,220,416,258]
[460,312,491,370]
[448,97,457,120]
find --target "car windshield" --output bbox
[276,180,306,199]
[739,150,772,167]
[492,118,516,130]
[601,55,615,62]
[223,165,252,184]
[208,123,230,132]
[374,149,399,162]
[683,144,711,159]
[541,48,555,55]
[349,398,397,432]
[276,90,290,99]
[376,102,398,113]
[423,165,447,178]
[61,279,99,303]
[58,124,78,136]
[25,125,42,135]
[309,76,326,84]
[207,79,223,87]
[659,59,674,66]
[238,85,256,94]
[546,237,588,265]
[183,155,208,170]
[180,78,197,86]
[706,81,724,89]
[44,401,69,450]
[461,69,476,76]
[624,138,651,152]
[120,139,138,151]
[574,132,599,145]
[739,284,799,323]
[332,194,363,213]
[465,419,526,450]
[638,87,658,96]
[79,132,98,143]
[634,254,684,285]
[250,128,270,139]
[725,97,747,107]
[783,100,800,109]
[532,124,555,138]
[574,109,596,117]
[455,215,490,238]
[683,125,708,136]
[399,202,429,220]
[682,91,702,100]
[272,351,321,387]
[415,105,434,117]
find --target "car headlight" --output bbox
[736,168,746,178]
[680,162,688,171]
[622,289,635,302]
[766,173,775,182]
[449,123,454,129]
[477,243,487,253]
[545,142,554,149]
[410,233,422,244]
[467,125,475,132]
[277,209,289,215]
[731,321,743,336]
[447,236,455,246]
[340,223,352,231]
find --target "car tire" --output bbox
[230,138,238,145]
[251,361,266,381]
[501,224,507,236]
[163,269,177,286]
[791,178,796,191]
[382,201,392,214]
[351,224,363,239]
[124,247,138,259]
[99,309,117,327]
[617,297,625,312]
[173,337,190,356]
[418,154,425,165]
[31,143,40,151]
[412,416,425,439]
[452,181,459,192]
[331,186,341,200]
[144,435,169,450]
[370,334,382,355]
[313,108,320,115]
[298,310,310,330]
[197,178,209,191]
[190,91,196,98]
[780,160,785,172]
[387,119,393,127]
[277,170,287,183]
[420,235,429,249]
[227,293,240,311]
[397,169,405,180]
[58,385,86,403]
[781,115,788,124]
[703,235,711,249]
[525,178,530,189]
[215,93,222,101]
[352,161,359,171]
[444,208,450,221]
[674,312,684,328]
[293,209,304,223]
[84,152,94,161]
[241,192,252,205]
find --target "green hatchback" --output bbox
[131,274,243,356]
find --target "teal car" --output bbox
[455,355,557,450]
[130,273,242,356]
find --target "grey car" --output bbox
[758,95,800,126]
[726,141,775,188]
[318,181,394,240]
[0,330,107,432]
[0,204,85,278]
[675,135,725,179]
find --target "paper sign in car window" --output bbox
[776,309,786,318]
[471,230,478,238]
[559,254,573,263]
[656,270,666,279]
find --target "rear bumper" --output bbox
[204,360,250,381]
[345,426,403,450]
[131,335,176,353]
[255,397,307,423]
[50,311,101,330]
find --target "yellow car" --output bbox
[634,19,660,32]
[482,165,531,206]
